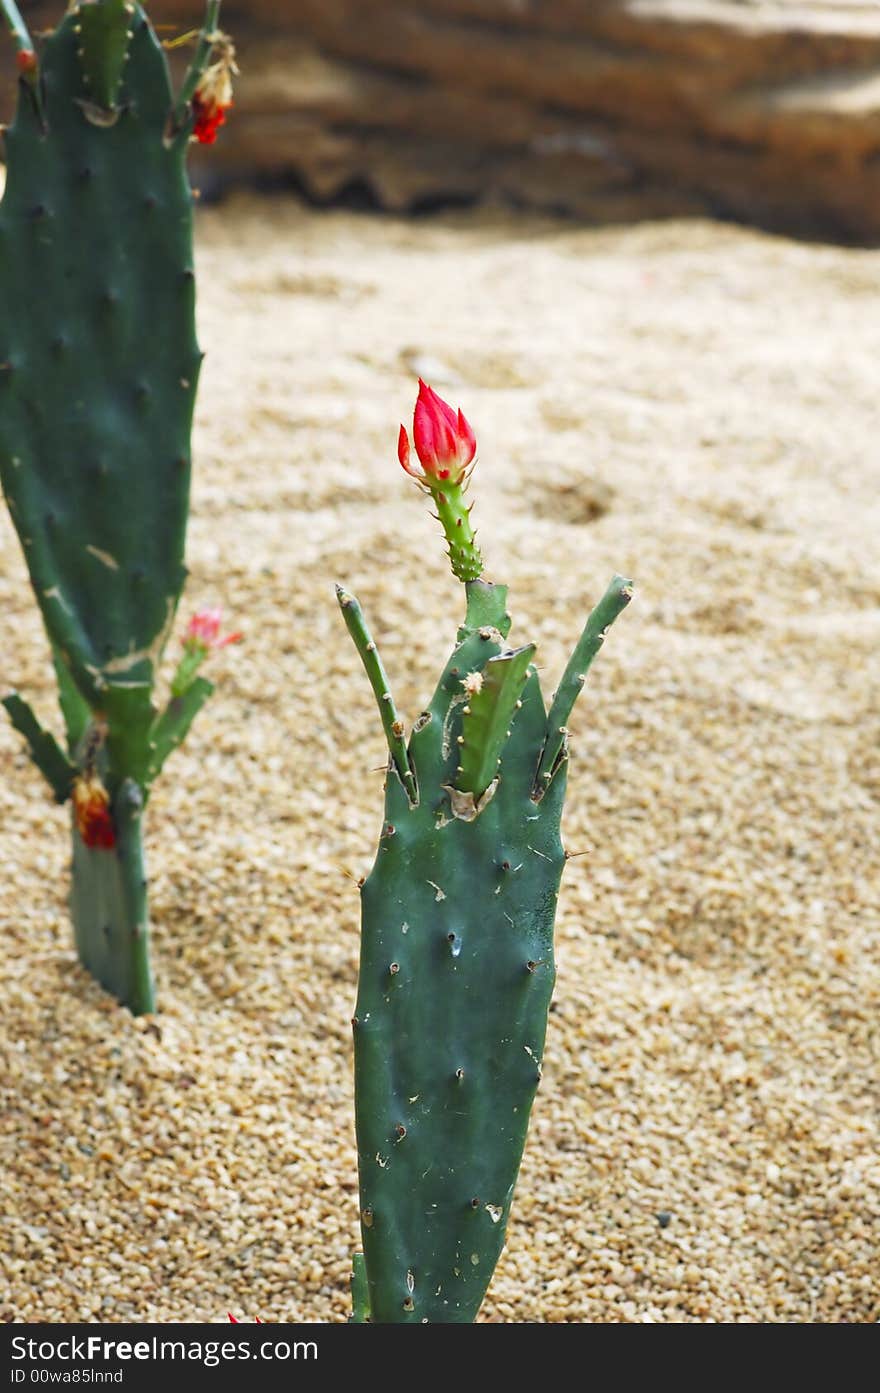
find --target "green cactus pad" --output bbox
[353,624,567,1323]
[70,776,153,1014]
[455,644,536,801]
[344,571,632,1321]
[75,0,136,114]
[0,2,223,1014]
[0,5,199,708]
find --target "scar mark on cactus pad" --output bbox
[85,545,119,571]
[427,881,446,902]
[527,845,552,861]
[441,691,469,758]
[443,780,498,822]
[100,596,176,677]
[485,1204,503,1224]
[43,587,73,614]
[77,100,121,129]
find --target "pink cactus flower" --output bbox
[398,379,477,489]
[183,607,243,653]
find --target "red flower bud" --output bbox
[16,50,38,79]
[73,776,116,851]
[398,379,477,489]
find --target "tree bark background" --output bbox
[11,2,880,240]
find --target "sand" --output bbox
[1,198,878,1323]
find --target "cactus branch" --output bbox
[456,644,536,800]
[350,1254,370,1324]
[336,585,418,806]
[432,484,483,583]
[458,578,511,640]
[52,648,91,755]
[2,694,76,802]
[147,677,214,784]
[0,1,32,61]
[172,0,222,127]
[532,573,633,798]
[71,778,154,1016]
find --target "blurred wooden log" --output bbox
[9,2,880,240]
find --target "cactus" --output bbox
[341,381,633,1322]
[0,2,235,1013]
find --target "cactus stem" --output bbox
[71,777,154,1015]
[532,573,633,799]
[350,1253,371,1323]
[336,584,418,806]
[171,0,223,133]
[1,1,33,65]
[2,693,76,802]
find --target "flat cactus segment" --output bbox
[457,578,511,641]
[2,693,76,801]
[52,645,91,753]
[347,559,630,1319]
[353,613,567,1322]
[0,5,199,705]
[146,675,213,784]
[455,644,536,802]
[355,738,566,1323]
[337,586,418,805]
[350,1253,370,1324]
[0,3,226,1015]
[533,572,634,797]
[74,0,136,114]
[70,776,153,1014]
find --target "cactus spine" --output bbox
[0,2,228,1013]
[341,385,633,1322]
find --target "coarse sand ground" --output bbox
[1,198,878,1323]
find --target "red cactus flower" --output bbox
[73,776,116,851]
[183,607,243,653]
[398,379,477,490]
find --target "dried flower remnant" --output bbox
[192,35,237,145]
[73,776,116,851]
